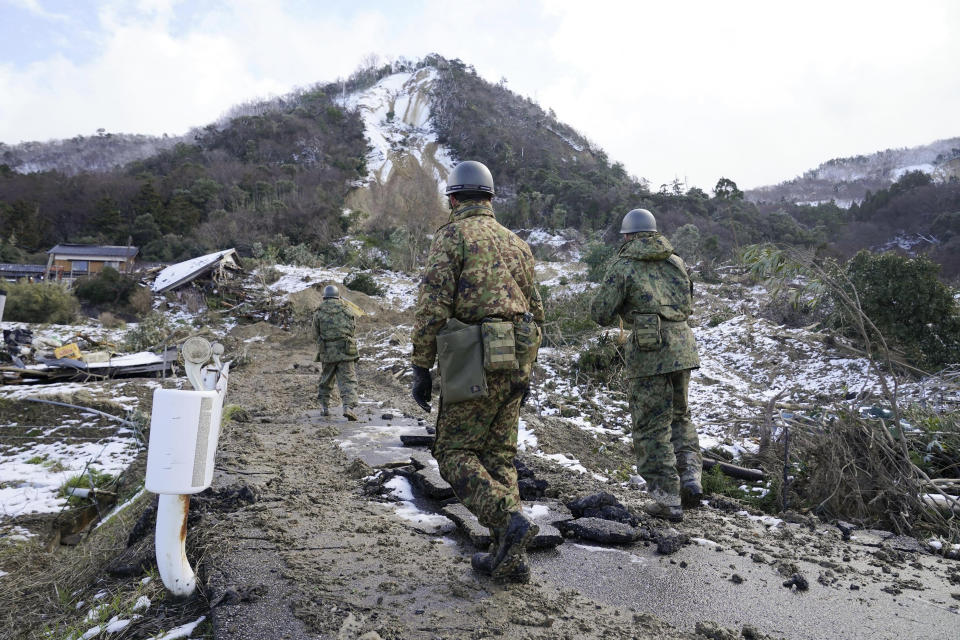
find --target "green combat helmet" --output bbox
[620,208,657,234]
[445,160,495,196]
[323,285,340,299]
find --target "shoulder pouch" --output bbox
[437,320,488,404]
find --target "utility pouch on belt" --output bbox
[437,319,488,404]
[481,320,518,372]
[632,313,661,351]
[324,337,358,360]
[513,314,542,367]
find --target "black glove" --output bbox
[520,384,530,407]
[411,365,432,412]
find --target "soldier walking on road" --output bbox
[313,285,360,421]
[410,160,545,582]
[591,208,703,522]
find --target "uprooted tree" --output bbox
[741,244,960,542]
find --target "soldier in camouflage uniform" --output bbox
[591,208,702,522]
[313,285,359,421]
[411,161,544,581]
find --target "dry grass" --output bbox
[0,491,150,638]
[0,489,215,639]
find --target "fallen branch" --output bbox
[702,457,766,482]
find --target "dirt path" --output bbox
[202,322,959,640]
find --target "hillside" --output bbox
[2,55,960,278]
[747,137,960,206]
[0,132,184,176]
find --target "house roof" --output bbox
[151,249,242,293]
[0,263,47,273]
[47,244,139,259]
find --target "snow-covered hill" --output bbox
[337,68,456,228]
[747,137,960,206]
[337,67,455,190]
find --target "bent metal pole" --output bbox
[155,494,195,596]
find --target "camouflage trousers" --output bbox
[318,359,359,408]
[628,369,701,507]
[433,370,526,530]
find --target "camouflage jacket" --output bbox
[590,233,700,377]
[313,297,358,363]
[412,200,544,369]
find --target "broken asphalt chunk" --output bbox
[559,517,637,544]
[400,434,435,447]
[566,491,640,525]
[410,465,454,500]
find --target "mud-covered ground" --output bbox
[202,313,959,640]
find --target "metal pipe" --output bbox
[155,494,196,597]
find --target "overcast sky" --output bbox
[2,0,959,190]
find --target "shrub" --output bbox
[124,311,171,351]
[343,272,386,296]
[259,266,282,285]
[583,241,615,283]
[836,251,960,368]
[670,223,701,262]
[74,267,137,307]
[541,289,596,347]
[128,285,154,316]
[98,312,124,329]
[575,332,625,385]
[3,281,79,324]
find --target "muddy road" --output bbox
[202,318,959,640]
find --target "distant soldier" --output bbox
[411,160,544,582]
[313,285,359,421]
[590,208,703,522]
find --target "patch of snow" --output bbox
[383,476,455,534]
[518,419,538,451]
[736,510,783,528]
[79,624,103,640]
[523,504,551,519]
[264,263,419,311]
[132,595,151,611]
[691,537,721,547]
[84,602,109,622]
[147,616,206,640]
[105,616,133,633]
[0,431,139,519]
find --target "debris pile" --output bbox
[1,328,178,384]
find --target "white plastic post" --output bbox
[145,338,229,597]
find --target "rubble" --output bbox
[150,249,243,294]
[559,517,638,544]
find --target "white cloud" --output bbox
[1,0,959,190]
[536,0,960,188]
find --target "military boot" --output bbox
[319,401,330,417]
[645,487,683,522]
[644,501,683,523]
[680,479,703,509]
[343,406,358,421]
[677,452,703,509]
[491,511,538,582]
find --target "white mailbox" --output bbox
[145,385,225,494]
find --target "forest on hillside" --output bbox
[1,55,959,280]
